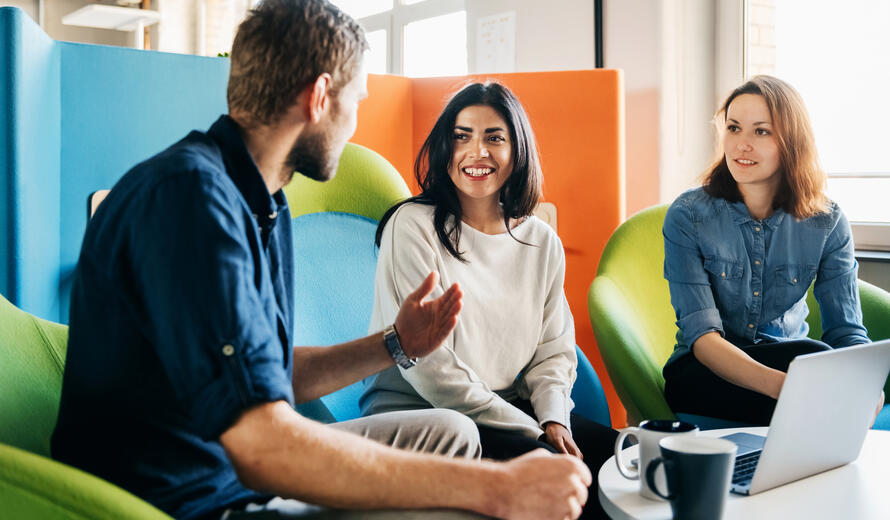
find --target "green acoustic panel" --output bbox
[283,142,411,221]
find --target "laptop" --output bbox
[722,339,890,495]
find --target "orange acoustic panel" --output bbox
[352,70,628,427]
[353,74,415,181]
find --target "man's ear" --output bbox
[306,73,333,123]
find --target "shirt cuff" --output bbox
[678,307,724,348]
[531,387,574,430]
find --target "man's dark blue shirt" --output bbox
[52,116,296,520]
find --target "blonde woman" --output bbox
[662,75,882,425]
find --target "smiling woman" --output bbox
[361,82,619,519]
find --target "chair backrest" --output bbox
[284,143,412,422]
[0,294,68,456]
[588,205,675,424]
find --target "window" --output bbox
[331,0,467,77]
[746,0,890,249]
[403,11,467,77]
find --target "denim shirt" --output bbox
[663,187,868,367]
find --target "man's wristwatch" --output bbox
[383,324,416,369]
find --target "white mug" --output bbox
[614,419,699,501]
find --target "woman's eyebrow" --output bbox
[727,118,771,126]
[454,125,473,132]
[485,127,505,133]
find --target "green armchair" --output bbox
[587,204,890,427]
[0,293,173,519]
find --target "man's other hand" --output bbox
[394,272,462,359]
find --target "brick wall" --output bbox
[747,0,776,76]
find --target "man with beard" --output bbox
[51,1,591,519]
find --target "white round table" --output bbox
[598,427,890,520]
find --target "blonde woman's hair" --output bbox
[703,75,828,219]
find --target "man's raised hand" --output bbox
[394,272,462,360]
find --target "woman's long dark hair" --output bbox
[375,82,543,261]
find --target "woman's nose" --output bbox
[470,140,489,158]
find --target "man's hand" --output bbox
[394,272,462,359]
[496,449,591,520]
[543,422,583,460]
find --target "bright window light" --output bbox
[401,0,427,4]
[775,0,890,223]
[364,29,388,74]
[825,178,890,224]
[329,0,393,20]
[403,11,467,77]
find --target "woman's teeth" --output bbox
[464,168,493,177]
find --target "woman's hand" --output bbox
[542,422,582,460]
[394,272,463,359]
[873,391,886,428]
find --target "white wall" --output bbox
[604,0,661,216]
[0,0,37,21]
[466,0,595,73]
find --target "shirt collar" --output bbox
[724,197,786,228]
[207,115,285,224]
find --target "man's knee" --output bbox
[423,409,482,460]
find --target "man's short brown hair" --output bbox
[227,0,368,127]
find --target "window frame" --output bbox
[353,0,466,75]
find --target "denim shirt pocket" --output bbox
[773,264,817,314]
[703,257,744,303]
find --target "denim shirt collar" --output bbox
[207,115,286,228]
[724,197,786,229]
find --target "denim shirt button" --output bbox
[222,344,235,356]
[754,260,761,265]
[755,226,761,231]
[748,323,754,328]
[721,272,726,278]
[754,291,759,296]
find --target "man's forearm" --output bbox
[221,401,504,516]
[291,332,392,403]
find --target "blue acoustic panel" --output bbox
[290,212,380,422]
[57,43,229,322]
[0,7,61,320]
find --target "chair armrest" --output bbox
[588,276,677,425]
[0,442,172,520]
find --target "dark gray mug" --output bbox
[645,436,737,520]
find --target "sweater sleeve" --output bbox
[373,205,544,439]
[518,236,577,430]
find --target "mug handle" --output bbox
[614,427,640,479]
[645,457,674,501]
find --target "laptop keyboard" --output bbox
[732,450,762,485]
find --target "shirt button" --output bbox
[793,278,798,284]
[269,210,278,219]
[748,323,755,329]
[755,226,761,231]
[721,272,726,278]
[754,291,759,296]
[222,344,235,356]
[754,260,761,265]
